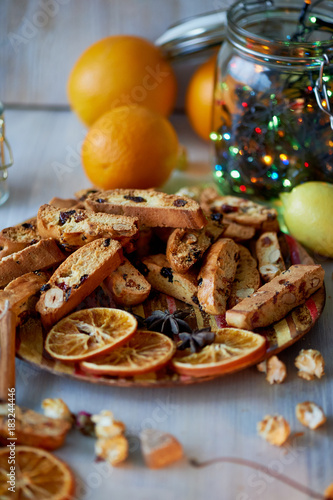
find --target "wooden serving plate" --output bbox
[16,235,325,387]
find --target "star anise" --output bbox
[177,328,216,353]
[145,309,192,339]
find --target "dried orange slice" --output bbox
[80,330,175,376]
[0,445,75,499]
[45,308,137,362]
[171,328,266,377]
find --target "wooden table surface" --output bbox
[1,109,332,500]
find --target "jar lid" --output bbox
[155,10,227,59]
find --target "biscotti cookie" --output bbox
[0,406,71,450]
[37,204,139,251]
[228,245,260,308]
[1,271,49,324]
[0,218,41,259]
[256,232,285,282]
[197,238,239,315]
[209,196,278,229]
[85,189,207,229]
[48,197,77,209]
[36,238,123,328]
[166,213,225,274]
[104,257,151,306]
[222,219,256,241]
[226,264,324,330]
[0,239,66,288]
[142,254,199,307]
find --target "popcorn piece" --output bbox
[140,428,183,469]
[265,356,287,385]
[257,415,290,446]
[42,398,73,424]
[325,483,333,499]
[256,360,267,373]
[296,402,326,430]
[295,349,325,381]
[95,436,128,466]
[91,410,125,439]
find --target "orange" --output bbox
[67,35,177,126]
[81,105,179,190]
[185,54,216,141]
[45,308,137,362]
[80,330,175,376]
[171,328,266,377]
[0,446,75,499]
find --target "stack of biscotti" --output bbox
[0,186,325,333]
[0,189,208,328]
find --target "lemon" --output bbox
[281,182,333,257]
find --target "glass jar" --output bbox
[212,0,333,200]
[0,102,13,206]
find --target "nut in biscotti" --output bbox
[226,264,325,330]
[85,189,207,229]
[228,245,260,309]
[209,195,278,229]
[0,238,66,288]
[197,238,239,315]
[142,253,199,307]
[36,238,123,328]
[256,232,285,282]
[37,204,139,251]
[166,213,225,274]
[0,218,41,259]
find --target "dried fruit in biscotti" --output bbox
[85,189,207,229]
[226,265,325,330]
[104,257,151,306]
[37,203,138,251]
[0,217,41,259]
[142,253,199,307]
[36,238,123,328]
[209,195,279,230]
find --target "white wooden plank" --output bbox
[0,0,221,107]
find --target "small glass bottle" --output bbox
[212,0,333,200]
[0,102,13,206]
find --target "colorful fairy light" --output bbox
[263,155,273,165]
[212,0,333,200]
